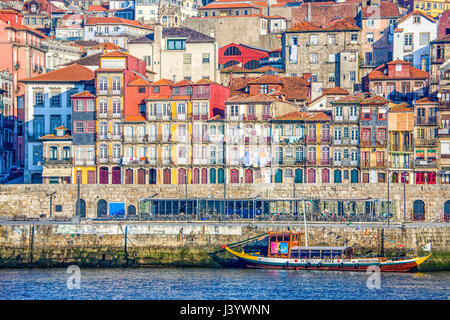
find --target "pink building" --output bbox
[0,9,47,167]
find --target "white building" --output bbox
[83,16,153,49]
[42,38,85,72]
[393,11,438,71]
[135,0,199,25]
[19,64,95,183]
[128,24,219,82]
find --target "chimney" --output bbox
[154,23,163,47]
[307,3,311,22]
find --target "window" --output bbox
[404,33,413,50]
[143,55,151,65]
[328,54,335,63]
[167,39,186,50]
[309,34,318,45]
[152,86,160,93]
[75,122,84,133]
[99,99,107,114]
[50,92,61,108]
[50,115,61,132]
[138,87,146,93]
[112,99,121,115]
[183,53,191,64]
[350,33,358,42]
[99,76,107,91]
[86,100,95,112]
[75,100,83,112]
[310,53,318,63]
[349,71,356,81]
[404,54,413,63]
[224,46,241,56]
[112,76,121,91]
[366,33,374,43]
[328,73,335,82]
[34,91,44,107]
[328,34,336,45]
[420,32,430,45]
[366,52,373,65]
[311,73,317,82]
[366,19,374,28]
[413,16,420,23]
[202,53,210,63]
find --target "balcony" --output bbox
[390,160,413,169]
[416,117,437,125]
[306,137,317,144]
[390,144,413,152]
[98,157,108,163]
[321,136,331,143]
[376,139,387,146]
[306,159,316,165]
[415,138,437,147]
[3,142,13,150]
[414,158,437,168]
[320,158,331,166]
[43,157,72,165]
[439,128,450,136]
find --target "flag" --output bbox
[422,243,432,252]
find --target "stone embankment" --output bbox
[0,221,448,271]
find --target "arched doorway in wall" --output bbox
[76,199,86,218]
[97,199,107,218]
[412,200,425,221]
[125,168,133,184]
[127,205,136,216]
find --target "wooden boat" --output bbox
[223,231,431,272]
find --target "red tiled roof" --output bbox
[397,10,436,25]
[291,1,359,27]
[173,79,194,87]
[333,93,368,103]
[367,62,429,80]
[128,77,151,86]
[247,75,283,85]
[289,17,359,32]
[19,64,95,83]
[152,79,173,86]
[227,93,278,103]
[273,111,308,121]
[360,95,389,105]
[415,97,438,104]
[85,17,153,30]
[322,87,349,95]
[71,91,95,98]
[87,5,107,11]
[361,2,400,19]
[389,102,413,112]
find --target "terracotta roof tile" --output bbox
[147,95,171,100]
[173,79,194,87]
[273,111,308,121]
[70,91,95,98]
[322,87,349,95]
[361,2,400,18]
[152,79,173,86]
[291,2,359,27]
[389,102,413,112]
[289,17,359,32]
[20,64,95,82]
[247,75,283,85]
[171,95,191,100]
[367,61,429,80]
[415,97,438,104]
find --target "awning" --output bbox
[42,168,72,177]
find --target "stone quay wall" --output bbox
[0,222,449,268]
[1,184,450,222]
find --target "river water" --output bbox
[0,268,448,300]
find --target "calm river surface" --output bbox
[0,268,448,300]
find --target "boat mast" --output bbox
[302,195,308,247]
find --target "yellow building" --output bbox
[412,0,450,17]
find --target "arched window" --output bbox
[307,168,316,183]
[112,167,121,184]
[350,169,359,183]
[97,199,107,217]
[218,168,224,184]
[244,60,259,70]
[149,168,157,184]
[322,169,330,183]
[210,168,216,184]
[178,168,186,184]
[245,169,253,183]
[223,60,239,68]
[127,205,136,216]
[163,168,171,184]
[76,199,86,218]
[224,46,241,56]
[294,168,303,183]
[413,200,425,221]
[137,169,146,184]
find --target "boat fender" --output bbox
[317,263,322,268]
[354,263,359,269]
[305,262,311,268]
[338,263,344,268]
